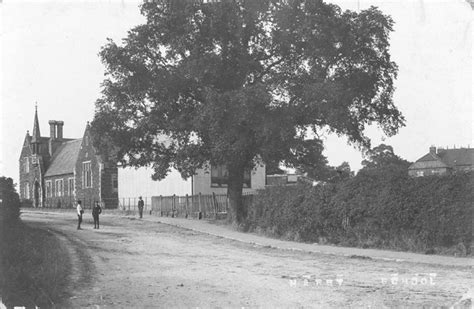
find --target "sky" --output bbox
[1,0,472,185]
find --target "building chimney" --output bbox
[429,146,436,155]
[49,120,57,140]
[56,121,64,139]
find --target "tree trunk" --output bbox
[227,164,245,224]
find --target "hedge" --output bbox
[247,169,473,255]
[0,177,20,225]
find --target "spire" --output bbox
[31,103,41,143]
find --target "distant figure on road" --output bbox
[76,200,83,230]
[92,201,102,229]
[138,196,144,219]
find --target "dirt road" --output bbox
[21,211,472,308]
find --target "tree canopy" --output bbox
[91,0,404,223]
[361,143,410,170]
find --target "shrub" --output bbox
[0,177,20,224]
[246,171,473,255]
[0,177,71,307]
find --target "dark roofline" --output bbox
[413,147,474,168]
[44,139,83,177]
[44,172,74,178]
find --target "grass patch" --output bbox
[0,220,71,308]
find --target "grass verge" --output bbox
[0,220,71,308]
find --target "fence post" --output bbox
[212,192,218,219]
[172,194,176,218]
[160,195,163,216]
[198,193,202,220]
[185,194,189,219]
[226,195,229,214]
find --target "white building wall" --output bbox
[119,164,266,198]
[118,166,191,198]
[193,164,266,195]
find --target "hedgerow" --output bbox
[0,177,71,307]
[247,170,473,255]
[0,177,20,224]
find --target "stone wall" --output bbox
[18,140,44,207]
[101,165,119,209]
[75,130,101,209]
[44,174,75,208]
[408,160,450,177]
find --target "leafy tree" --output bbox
[361,143,410,170]
[265,161,286,175]
[91,0,404,223]
[305,161,353,182]
[0,176,20,223]
[333,162,354,180]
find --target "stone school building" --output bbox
[18,108,118,209]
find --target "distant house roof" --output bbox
[44,139,82,177]
[437,148,474,167]
[415,153,449,167]
[410,147,474,169]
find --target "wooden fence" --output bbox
[42,196,120,209]
[118,193,254,219]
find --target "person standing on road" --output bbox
[138,196,144,219]
[76,200,84,230]
[92,201,102,229]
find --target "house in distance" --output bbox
[118,164,266,200]
[18,107,118,208]
[408,146,474,177]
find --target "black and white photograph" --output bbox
[0,0,472,307]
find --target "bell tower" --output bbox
[28,103,43,207]
[31,104,41,155]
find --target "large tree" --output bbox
[361,143,410,169]
[91,0,404,223]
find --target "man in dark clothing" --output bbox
[138,196,144,219]
[92,201,102,229]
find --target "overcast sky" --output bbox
[1,0,472,185]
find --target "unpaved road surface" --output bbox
[21,211,472,308]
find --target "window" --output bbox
[55,179,63,197]
[112,174,118,192]
[25,157,29,173]
[211,165,251,188]
[82,161,92,188]
[68,178,74,196]
[46,181,52,197]
[25,183,30,199]
[416,170,424,177]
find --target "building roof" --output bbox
[437,148,474,167]
[411,147,474,169]
[44,139,82,177]
[417,152,444,163]
[31,106,41,143]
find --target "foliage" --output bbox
[0,178,70,307]
[247,171,473,255]
[0,176,20,224]
[0,224,71,308]
[91,0,404,223]
[307,161,354,182]
[361,143,410,170]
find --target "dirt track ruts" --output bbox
[21,210,473,308]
